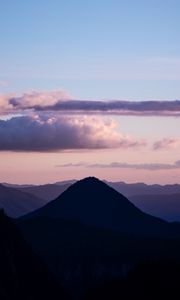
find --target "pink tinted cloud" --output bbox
[0,90,71,115]
[9,90,71,109]
[1,90,180,117]
[57,160,180,171]
[153,138,180,150]
[0,114,146,151]
[0,94,14,113]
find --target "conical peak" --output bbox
[77,177,101,184]
[69,177,108,191]
[22,176,178,238]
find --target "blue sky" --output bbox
[1,0,180,99]
[0,0,180,184]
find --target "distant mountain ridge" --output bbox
[0,184,45,218]
[18,183,71,201]
[107,181,180,197]
[129,193,180,222]
[1,179,180,221]
[4,179,180,197]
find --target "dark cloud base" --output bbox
[0,115,144,151]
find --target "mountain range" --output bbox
[20,177,180,238]
[17,177,180,298]
[1,179,180,221]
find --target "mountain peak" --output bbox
[80,176,100,182]
[66,176,122,197]
[22,176,180,237]
[75,176,101,185]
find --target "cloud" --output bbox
[36,99,180,117]
[57,162,87,167]
[0,114,145,151]
[153,138,180,150]
[1,91,180,117]
[0,94,14,113]
[0,90,71,115]
[57,160,180,171]
[18,99,180,117]
[9,90,71,109]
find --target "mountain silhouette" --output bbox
[2,179,180,221]
[18,177,180,298]
[22,177,180,238]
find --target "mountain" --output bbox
[0,184,45,218]
[129,193,180,222]
[16,180,180,222]
[4,179,180,222]
[107,181,180,222]
[18,177,180,298]
[0,209,67,300]
[19,183,71,202]
[2,183,34,188]
[55,179,76,186]
[107,181,180,197]
[22,177,180,238]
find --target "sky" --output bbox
[0,0,180,184]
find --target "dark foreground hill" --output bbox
[0,210,68,300]
[85,260,180,300]
[19,216,180,299]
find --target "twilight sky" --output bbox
[0,0,180,184]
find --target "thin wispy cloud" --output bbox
[153,138,180,150]
[0,114,146,151]
[0,91,180,117]
[36,99,180,117]
[57,160,180,171]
